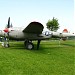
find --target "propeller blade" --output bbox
[7,17,10,28]
[7,17,10,42]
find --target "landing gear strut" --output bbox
[2,37,9,48]
[37,40,41,50]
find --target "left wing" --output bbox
[23,22,44,34]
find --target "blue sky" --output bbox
[0,0,74,32]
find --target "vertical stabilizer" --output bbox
[62,29,68,33]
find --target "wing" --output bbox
[23,22,44,34]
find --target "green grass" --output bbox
[0,40,75,75]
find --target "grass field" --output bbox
[0,40,75,75]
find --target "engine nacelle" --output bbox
[43,31,52,36]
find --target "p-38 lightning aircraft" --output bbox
[0,17,75,50]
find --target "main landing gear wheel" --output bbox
[24,41,34,50]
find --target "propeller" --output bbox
[7,17,10,38]
[3,17,11,47]
[7,17,11,47]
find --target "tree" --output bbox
[46,17,59,31]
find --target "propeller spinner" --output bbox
[3,28,9,33]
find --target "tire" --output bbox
[25,42,34,50]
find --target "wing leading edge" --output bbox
[23,22,44,34]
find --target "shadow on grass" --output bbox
[9,42,25,50]
[7,41,75,54]
[29,43,65,54]
[62,43,75,47]
[8,42,61,54]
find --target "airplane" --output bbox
[0,17,75,50]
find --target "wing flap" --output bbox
[23,22,44,34]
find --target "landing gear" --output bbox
[4,43,9,47]
[2,37,9,48]
[24,40,34,50]
[24,40,41,50]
